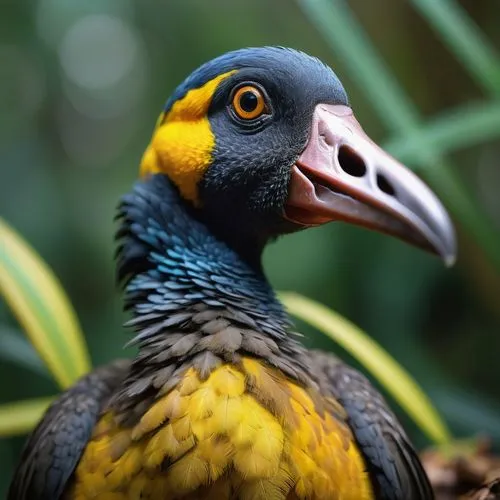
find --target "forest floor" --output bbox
[422,439,500,499]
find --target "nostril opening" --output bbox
[337,145,367,177]
[376,173,396,196]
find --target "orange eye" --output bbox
[232,85,267,120]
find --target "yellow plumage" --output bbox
[140,71,236,204]
[66,359,373,499]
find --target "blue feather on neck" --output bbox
[116,174,291,346]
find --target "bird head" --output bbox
[140,47,456,266]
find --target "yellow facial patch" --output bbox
[68,360,373,499]
[140,71,236,205]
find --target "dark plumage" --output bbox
[9,361,129,500]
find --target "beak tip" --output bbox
[443,253,457,268]
[442,221,457,268]
[420,218,457,268]
[436,230,457,268]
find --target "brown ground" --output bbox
[421,438,500,499]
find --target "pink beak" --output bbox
[284,104,456,266]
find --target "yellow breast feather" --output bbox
[67,359,373,500]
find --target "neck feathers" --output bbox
[112,175,312,415]
[116,175,294,347]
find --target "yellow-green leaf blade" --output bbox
[0,218,91,388]
[280,292,452,445]
[0,397,54,437]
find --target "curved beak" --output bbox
[284,104,457,266]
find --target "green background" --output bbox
[1,0,500,496]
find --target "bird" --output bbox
[9,46,456,500]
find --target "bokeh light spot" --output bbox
[59,14,137,90]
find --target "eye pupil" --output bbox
[232,85,267,120]
[239,91,258,112]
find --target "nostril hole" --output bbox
[376,173,396,196]
[337,145,367,177]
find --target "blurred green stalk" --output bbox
[386,101,500,160]
[410,0,500,96]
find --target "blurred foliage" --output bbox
[1,0,499,496]
[0,397,53,438]
[0,218,90,388]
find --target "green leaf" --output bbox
[280,292,452,445]
[409,0,500,95]
[0,397,54,437]
[0,326,48,376]
[0,218,91,389]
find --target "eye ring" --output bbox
[231,85,268,120]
